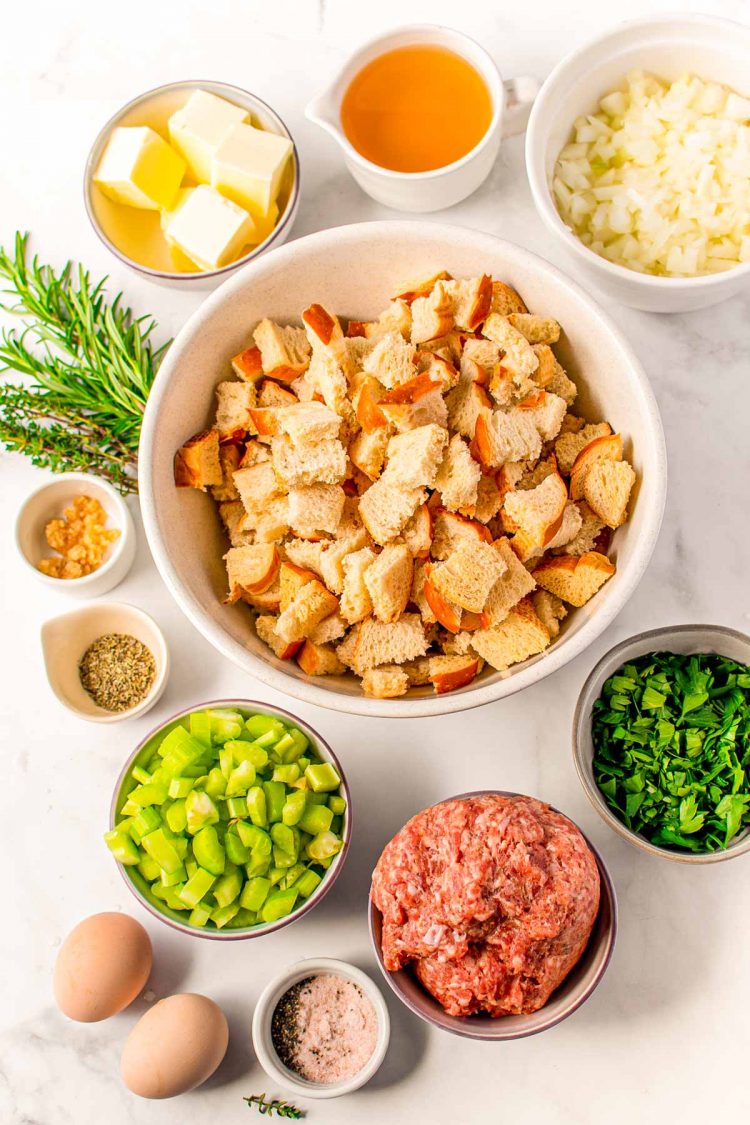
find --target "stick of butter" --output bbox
[168,90,249,183]
[211,123,292,219]
[94,126,185,211]
[164,184,256,271]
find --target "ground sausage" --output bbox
[371,794,600,1018]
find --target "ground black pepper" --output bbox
[78,633,156,712]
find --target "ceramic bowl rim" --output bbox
[572,623,750,864]
[109,698,352,938]
[368,789,618,1040]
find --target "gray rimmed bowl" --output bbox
[574,625,750,864]
[110,698,351,939]
[368,790,617,1040]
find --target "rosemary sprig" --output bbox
[0,232,169,491]
[243,1093,303,1118]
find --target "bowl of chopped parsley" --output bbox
[573,625,750,863]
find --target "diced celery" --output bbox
[168,776,194,799]
[189,902,212,927]
[104,829,140,865]
[165,800,187,834]
[219,746,234,779]
[328,794,347,816]
[185,859,197,878]
[268,866,287,886]
[129,781,168,808]
[164,885,189,911]
[293,869,322,898]
[137,854,161,882]
[246,786,268,827]
[272,732,296,761]
[245,853,271,878]
[229,739,269,770]
[270,822,297,856]
[151,883,168,901]
[298,803,333,837]
[179,867,216,908]
[226,760,256,797]
[331,815,343,835]
[282,790,307,826]
[273,845,296,869]
[225,829,250,865]
[307,830,343,861]
[273,764,300,784]
[129,806,162,843]
[289,778,309,791]
[281,863,306,889]
[159,864,186,887]
[223,796,246,819]
[142,828,183,873]
[162,736,205,778]
[261,887,298,923]
[240,876,272,911]
[211,901,240,928]
[236,821,272,854]
[119,798,141,817]
[131,764,152,785]
[218,802,230,822]
[244,714,284,740]
[173,836,189,860]
[297,756,310,772]
[228,907,257,928]
[263,781,286,824]
[192,825,226,875]
[209,709,244,743]
[305,763,341,793]
[205,767,227,800]
[185,790,219,834]
[213,865,242,908]
[189,710,213,747]
[157,724,192,757]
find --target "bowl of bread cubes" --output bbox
[139,221,666,717]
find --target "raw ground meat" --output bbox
[371,794,600,1018]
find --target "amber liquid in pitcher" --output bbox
[341,45,494,174]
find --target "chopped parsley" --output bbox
[592,651,750,852]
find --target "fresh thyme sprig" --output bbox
[0,232,169,491]
[243,1093,303,1118]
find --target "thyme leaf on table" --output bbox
[244,1092,304,1118]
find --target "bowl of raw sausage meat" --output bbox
[369,790,616,1039]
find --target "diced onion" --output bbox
[552,70,750,277]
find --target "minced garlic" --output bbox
[38,494,120,579]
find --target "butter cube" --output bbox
[160,186,195,231]
[164,184,256,271]
[168,90,249,183]
[94,126,185,211]
[211,123,292,218]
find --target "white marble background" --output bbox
[2,0,750,1121]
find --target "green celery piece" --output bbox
[168,776,194,799]
[236,821,272,854]
[306,791,328,806]
[280,863,306,889]
[185,789,220,834]
[189,710,213,747]
[119,798,141,817]
[331,814,343,835]
[272,732,296,761]
[161,735,206,778]
[270,823,297,856]
[244,714,284,739]
[225,829,251,865]
[293,869,322,898]
[268,866,286,886]
[298,803,334,837]
[129,781,168,808]
[226,760,257,797]
[209,710,244,743]
[189,902,212,927]
[163,884,189,911]
[159,864,186,887]
[104,829,140,865]
[305,763,341,793]
[192,825,226,876]
[307,830,342,861]
[219,746,234,779]
[129,806,162,843]
[328,794,347,816]
[142,828,183,874]
[263,781,286,823]
[179,867,216,908]
[211,901,240,928]
[157,724,192,757]
[246,786,268,827]
[225,796,248,819]
[137,854,162,883]
[245,852,272,878]
[213,865,242,908]
[228,739,269,770]
[205,767,227,801]
[297,756,310,772]
[282,790,307,826]
[272,845,296,869]
[274,730,307,764]
[151,883,169,902]
[288,729,308,756]
[261,887,299,923]
[272,764,300,784]
[228,908,257,928]
[185,858,198,878]
[240,876,272,911]
[131,764,152,785]
[165,800,187,834]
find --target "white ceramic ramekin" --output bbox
[306,24,539,212]
[15,472,136,597]
[526,14,750,312]
[252,958,390,1099]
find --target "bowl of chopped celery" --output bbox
[574,625,750,863]
[106,700,351,937]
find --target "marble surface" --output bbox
[2,0,750,1121]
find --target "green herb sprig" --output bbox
[244,1093,303,1118]
[0,232,169,492]
[592,651,750,852]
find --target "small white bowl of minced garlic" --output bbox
[252,958,390,1099]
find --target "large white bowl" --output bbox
[139,221,666,717]
[526,15,750,313]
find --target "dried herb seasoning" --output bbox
[79,633,156,712]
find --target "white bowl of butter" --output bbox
[84,80,300,289]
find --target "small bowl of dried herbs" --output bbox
[574,625,750,864]
[41,602,169,723]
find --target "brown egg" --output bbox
[121,993,229,1099]
[54,912,152,1023]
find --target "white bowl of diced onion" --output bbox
[526,14,750,312]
